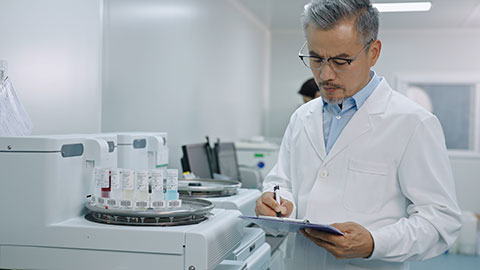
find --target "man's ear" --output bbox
[369,39,382,67]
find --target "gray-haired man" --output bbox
[256,0,461,269]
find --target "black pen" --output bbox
[273,185,282,217]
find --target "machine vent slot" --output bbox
[133,139,146,149]
[107,141,115,152]
[209,226,242,268]
[61,143,84,157]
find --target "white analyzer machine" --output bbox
[117,133,270,270]
[235,138,280,180]
[0,135,245,270]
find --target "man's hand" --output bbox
[255,192,294,217]
[300,221,374,259]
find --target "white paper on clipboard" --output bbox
[239,215,344,235]
[0,77,33,136]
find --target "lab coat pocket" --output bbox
[343,159,389,214]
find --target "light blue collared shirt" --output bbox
[323,70,382,154]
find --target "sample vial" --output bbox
[93,168,103,204]
[134,170,149,209]
[101,169,111,199]
[166,169,181,208]
[120,169,135,209]
[95,168,110,206]
[156,146,169,169]
[107,168,122,208]
[150,169,165,209]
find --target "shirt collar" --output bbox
[323,70,382,112]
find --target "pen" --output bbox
[273,185,282,217]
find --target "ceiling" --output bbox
[236,0,480,31]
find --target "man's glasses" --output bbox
[298,39,374,73]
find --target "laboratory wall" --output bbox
[450,153,480,214]
[101,0,269,169]
[266,30,311,138]
[0,0,103,135]
[375,28,480,88]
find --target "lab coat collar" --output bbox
[365,78,391,115]
[304,99,327,161]
[302,78,392,163]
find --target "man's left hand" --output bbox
[300,221,374,259]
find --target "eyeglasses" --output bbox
[298,39,373,72]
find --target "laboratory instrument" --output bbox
[180,140,270,270]
[235,138,280,180]
[116,132,168,170]
[0,135,245,270]
[182,142,214,179]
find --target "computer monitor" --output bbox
[181,143,213,179]
[215,142,241,181]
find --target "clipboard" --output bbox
[239,215,344,235]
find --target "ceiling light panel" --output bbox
[373,2,432,13]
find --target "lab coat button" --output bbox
[320,170,328,178]
[336,115,341,120]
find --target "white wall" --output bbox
[376,28,480,88]
[101,0,269,169]
[450,153,480,214]
[266,27,480,138]
[267,30,311,138]
[0,0,103,135]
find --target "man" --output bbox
[299,78,321,103]
[255,1,461,269]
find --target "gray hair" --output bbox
[301,0,379,45]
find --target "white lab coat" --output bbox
[263,78,461,270]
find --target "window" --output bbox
[397,74,480,152]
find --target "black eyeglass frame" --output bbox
[298,39,374,71]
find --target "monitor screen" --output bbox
[182,143,213,179]
[215,142,240,181]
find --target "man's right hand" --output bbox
[255,191,294,217]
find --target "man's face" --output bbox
[305,20,380,104]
